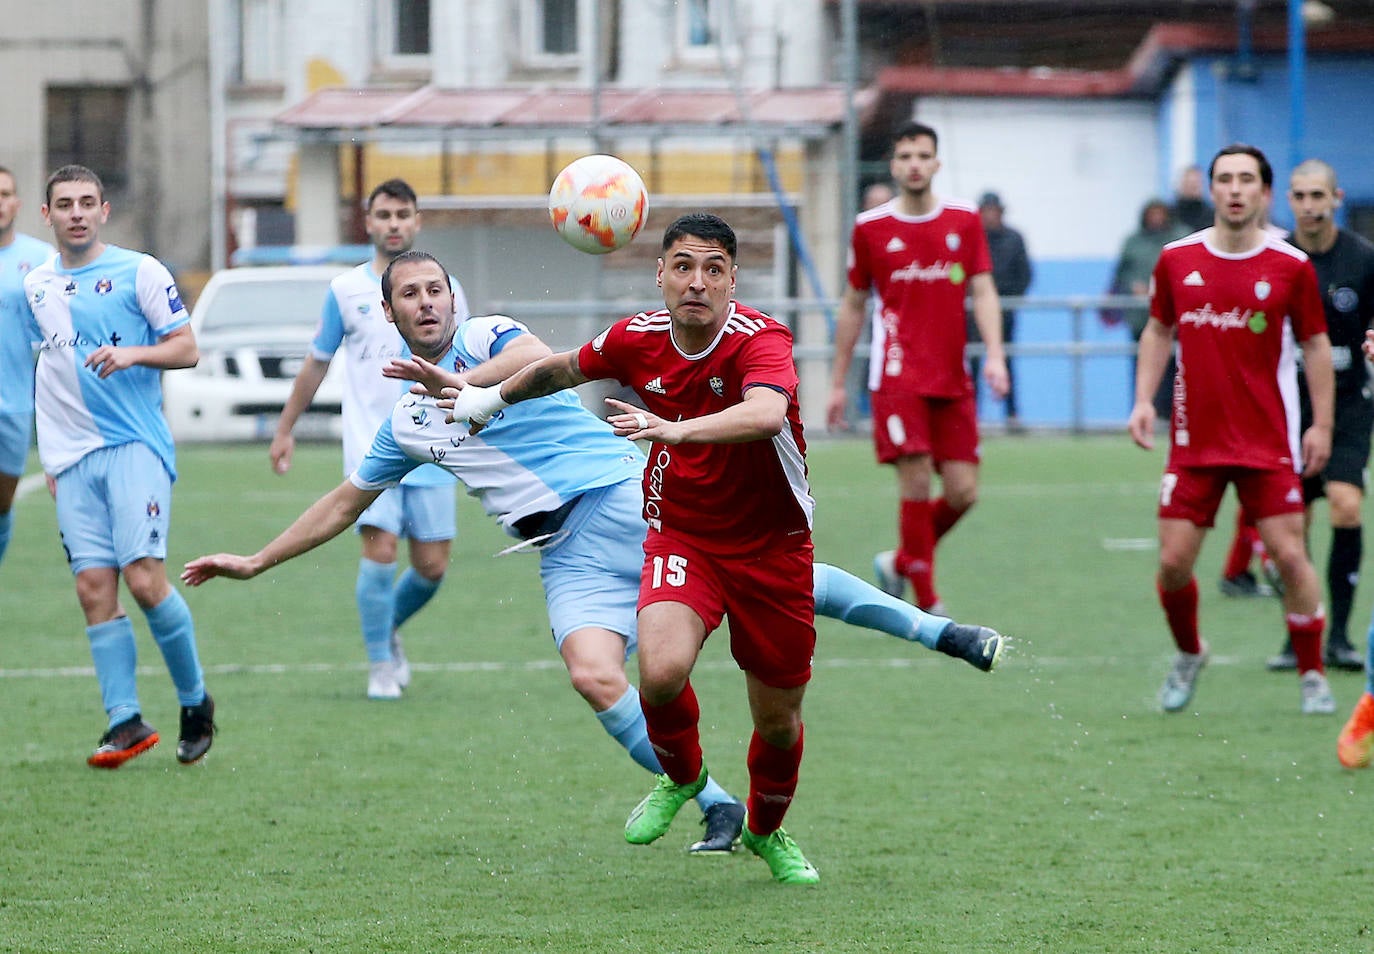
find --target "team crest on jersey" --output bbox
[146,497,161,519]
[1333,286,1359,312]
[63,280,77,296]
[1254,280,1271,301]
[18,261,31,274]
[709,376,724,396]
[95,277,113,295]
[945,233,961,251]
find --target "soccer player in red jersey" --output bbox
[1128,143,1337,715]
[827,121,1009,613]
[447,213,821,884]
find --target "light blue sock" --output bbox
[813,562,952,650]
[145,589,205,707]
[0,510,12,566]
[596,686,735,811]
[393,567,443,631]
[87,616,141,727]
[357,558,397,663]
[1366,614,1374,698]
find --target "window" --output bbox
[676,0,731,62]
[229,0,285,86]
[521,0,579,65]
[376,0,431,62]
[46,86,130,193]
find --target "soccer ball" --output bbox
[548,154,649,254]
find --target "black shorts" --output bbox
[1302,385,1374,502]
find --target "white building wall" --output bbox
[915,97,1159,263]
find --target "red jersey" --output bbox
[1150,232,1326,470]
[847,199,992,398]
[576,301,814,555]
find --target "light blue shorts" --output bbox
[55,442,171,575]
[539,477,646,655]
[0,411,32,477]
[355,483,457,542]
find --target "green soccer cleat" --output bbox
[741,820,820,885]
[625,767,708,845]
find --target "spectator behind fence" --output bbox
[970,191,1032,431]
[1173,164,1213,232]
[1104,198,1187,419]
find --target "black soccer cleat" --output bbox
[176,693,217,764]
[935,623,1005,672]
[1326,638,1366,673]
[88,715,159,769]
[688,800,745,854]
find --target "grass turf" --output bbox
[1,436,1372,952]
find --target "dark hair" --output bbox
[45,164,104,204]
[380,249,451,304]
[367,178,418,211]
[892,121,939,155]
[1208,144,1273,188]
[0,165,13,184]
[661,213,737,261]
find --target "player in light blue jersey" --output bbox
[184,252,1004,853]
[0,165,54,568]
[270,179,470,700]
[23,165,214,768]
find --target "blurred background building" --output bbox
[4,0,1374,425]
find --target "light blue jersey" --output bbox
[0,233,54,416]
[314,262,468,488]
[350,315,643,535]
[24,245,187,479]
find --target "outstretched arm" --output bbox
[181,480,381,585]
[441,349,589,431]
[384,333,555,395]
[605,386,788,445]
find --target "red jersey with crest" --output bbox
[576,301,814,555]
[1150,231,1326,471]
[847,199,992,398]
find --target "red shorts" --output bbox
[869,388,980,465]
[1158,464,1305,527]
[639,532,816,689]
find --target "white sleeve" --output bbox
[135,256,191,336]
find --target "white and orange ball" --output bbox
[548,154,649,254]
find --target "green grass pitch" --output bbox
[2,435,1372,952]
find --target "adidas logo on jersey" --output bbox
[1286,487,1303,504]
[886,237,907,253]
[644,376,667,394]
[1184,271,1205,286]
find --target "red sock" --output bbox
[931,497,967,541]
[1287,611,1326,674]
[1158,577,1201,654]
[897,499,938,608]
[1222,511,1259,579]
[746,726,804,837]
[639,681,702,785]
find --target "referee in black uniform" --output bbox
[1268,159,1374,672]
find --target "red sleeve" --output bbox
[576,320,629,383]
[845,220,872,293]
[740,324,800,398]
[1289,259,1327,341]
[966,217,993,278]
[1149,252,1176,328]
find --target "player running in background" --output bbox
[22,165,214,767]
[1219,160,1374,674]
[270,179,468,700]
[183,248,1004,861]
[828,121,1009,614]
[0,165,54,568]
[1129,144,1336,716]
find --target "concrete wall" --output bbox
[0,0,211,272]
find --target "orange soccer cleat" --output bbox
[1337,692,1374,769]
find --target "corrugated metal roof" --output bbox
[274,86,848,138]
